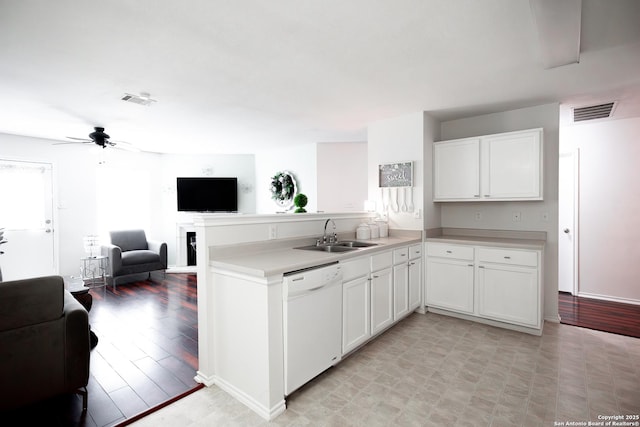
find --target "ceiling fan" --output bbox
[54,127,139,151]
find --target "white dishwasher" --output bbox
[283,262,343,395]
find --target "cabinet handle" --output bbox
[474,195,480,198]
[504,256,511,259]
[468,264,474,267]
[408,262,415,266]
[484,194,490,197]
[446,250,452,254]
[373,275,379,279]
[478,266,485,269]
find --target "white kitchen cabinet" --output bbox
[433,138,480,200]
[426,256,475,314]
[476,248,539,328]
[342,275,371,354]
[433,128,543,202]
[425,241,543,335]
[371,267,393,335]
[408,245,422,311]
[392,247,409,320]
[393,264,409,320]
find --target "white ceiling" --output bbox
[1,0,639,154]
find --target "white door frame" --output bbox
[558,150,579,295]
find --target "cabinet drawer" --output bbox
[426,243,474,260]
[371,251,393,272]
[409,244,422,259]
[393,247,409,264]
[477,248,538,267]
[341,257,370,282]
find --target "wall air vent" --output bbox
[572,102,615,122]
[121,92,156,106]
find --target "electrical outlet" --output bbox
[268,224,277,239]
[413,209,421,219]
[475,212,482,221]
[512,212,521,222]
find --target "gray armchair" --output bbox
[102,229,167,288]
[0,275,90,410]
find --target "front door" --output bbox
[0,159,55,281]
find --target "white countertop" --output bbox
[426,235,545,250]
[209,235,422,278]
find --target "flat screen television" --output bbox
[177,177,238,212]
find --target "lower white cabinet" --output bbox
[393,263,409,320]
[341,243,424,355]
[408,258,421,311]
[425,241,543,334]
[342,275,371,354]
[392,247,409,320]
[371,267,393,335]
[477,263,538,327]
[426,257,474,314]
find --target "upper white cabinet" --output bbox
[433,138,480,200]
[433,128,543,202]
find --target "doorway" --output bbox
[558,150,578,294]
[0,159,56,280]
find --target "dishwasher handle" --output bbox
[284,273,343,299]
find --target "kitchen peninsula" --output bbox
[191,213,422,420]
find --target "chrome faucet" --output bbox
[323,219,337,244]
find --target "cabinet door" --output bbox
[477,263,539,327]
[426,257,474,314]
[393,263,409,320]
[408,258,422,311]
[371,267,393,335]
[433,138,480,200]
[342,275,371,355]
[481,129,542,200]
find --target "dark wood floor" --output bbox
[559,291,640,338]
[1,273,200,427]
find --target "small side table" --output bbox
[80,255,109,292]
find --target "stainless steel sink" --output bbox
[335,240,378,248]
[294,241,378,253]
[295,244,358,253]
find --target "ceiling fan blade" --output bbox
[66,136,92,141]
[111,140,141,152]
[53,140,91,146]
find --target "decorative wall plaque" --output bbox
[378,162,413,188]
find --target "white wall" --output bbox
[0,133,256,273]
[440,103,560,321]
[422,113,442,230]
[367,112,425,231]
[560,116,640,303]
[254,143,318,214]
[316,142,367,212]
[157,153,256,265]
[0,133,163,275]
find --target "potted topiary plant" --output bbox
[293,193,308,213]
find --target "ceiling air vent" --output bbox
[572,102,615,122]
[121,92,156,106]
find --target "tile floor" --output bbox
[130,312,640,427]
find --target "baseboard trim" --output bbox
[213,375,286,421]
[577,292,640,306]
[426,307,543,336]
